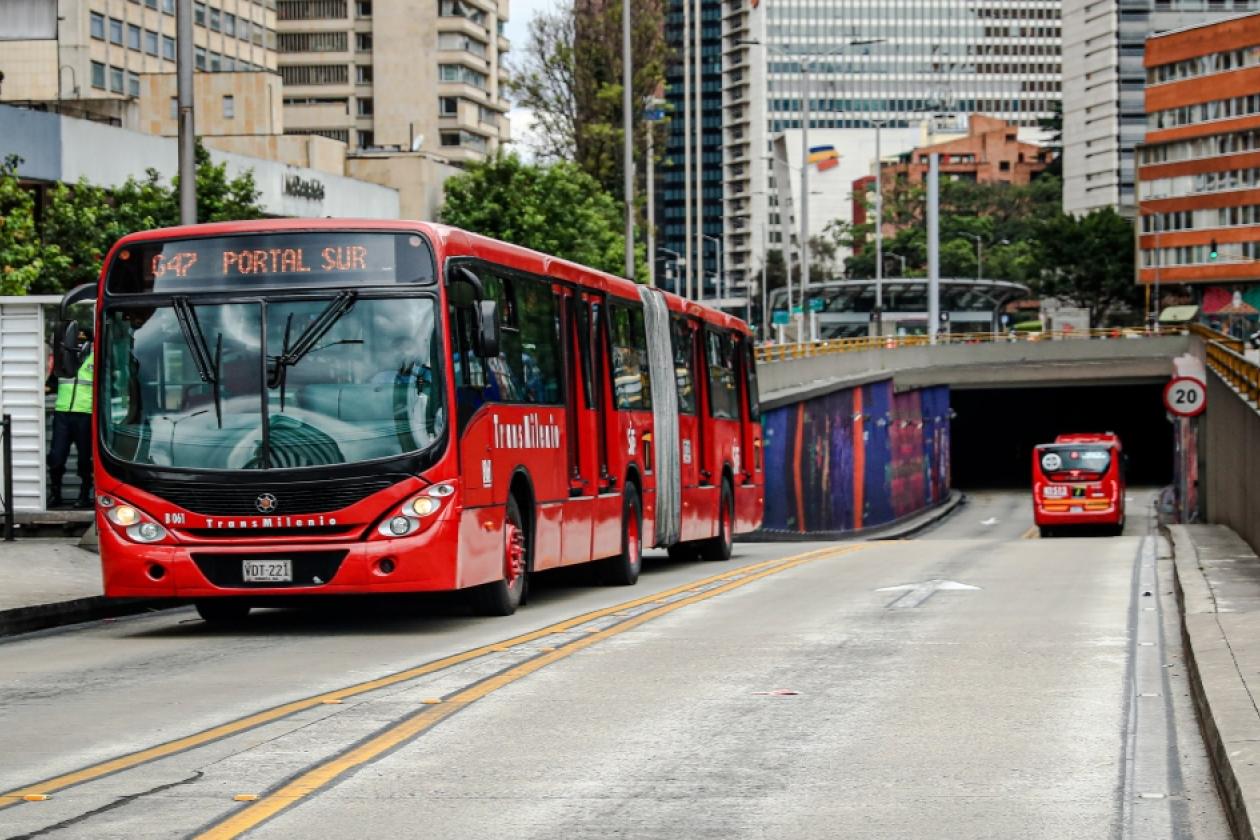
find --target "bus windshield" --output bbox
[101,295,445,471]
[1038,445,1112,478]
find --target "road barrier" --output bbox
[1,414,13,542]
[1204,335,1260,412]
[754,327,1185,364]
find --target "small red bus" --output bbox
[61,220,763,621]
[1032,433,1126,537]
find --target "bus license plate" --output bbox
[243,560,292,583]
[1043,486,1068,498]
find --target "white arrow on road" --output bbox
[877,579,982,609]
[981,517,998,526]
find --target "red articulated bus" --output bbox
[1031,433,1126,538]
[61,220,764,621]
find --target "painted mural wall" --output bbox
[761,381,950,535]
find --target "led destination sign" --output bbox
[108,231,435,293]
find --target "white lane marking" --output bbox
[981,517,998,526]
[877,579,982,609]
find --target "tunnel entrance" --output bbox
[949,384,1174,488]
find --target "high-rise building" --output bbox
[1062,0,1257,217]
[722,0,1061,293]
[659,0,727,298]
[1137,10,1260,322]
[0,0,278,127]
[277,0,510,161]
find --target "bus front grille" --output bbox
[143,476,402,516]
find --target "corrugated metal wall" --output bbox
[761,380,950,535]
[0,298,50,511]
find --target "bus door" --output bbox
[563,293,616,563]
[671,317,701,538]
[736,336,763,530]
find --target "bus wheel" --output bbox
[1039,526,1055,539]
[699,479,734,562]
[604,484,643,586]
[195,600,251,624]
[471,495,528,616]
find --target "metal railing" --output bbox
[1,414,13,542]
[754,327,1186,364]
[1206,340,1260,411]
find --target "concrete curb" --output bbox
[0,597,173,639]
[740,490,965,543]
[1170,525,1260,840]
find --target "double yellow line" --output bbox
[2,544,863,824]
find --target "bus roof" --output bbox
[109,218,750,336]
[1039,433,1122,449]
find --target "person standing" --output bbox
[48,326,94,509]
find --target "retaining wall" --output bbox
[1203,373,1260,555]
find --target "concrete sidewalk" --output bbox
[0,538,165,636]
[1173,524,1260,840]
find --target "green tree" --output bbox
[0,156,69,295]
[440,153,645,280]
[1037,208,1139,323]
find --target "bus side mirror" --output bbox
[55,283,97,377]
[475,300,500,359]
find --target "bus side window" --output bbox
[670,317,696,414]
[575,301,595,409]
[741,338,760,420]
[705,329,738,419]
[609,303,651,411]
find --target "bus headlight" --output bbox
[100,496,171,544]
[108,504,141,527]
[410,496,440,517]
[388,515,412,536]
[130,521,168,543]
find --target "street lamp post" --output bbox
[658,248,684,294]
[962,233,983,282]
[871,118,888,335]
[621,0,634,281]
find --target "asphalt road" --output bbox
[0,490,1229,839]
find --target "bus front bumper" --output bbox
[98,510,468,598]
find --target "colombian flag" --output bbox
[808,144,840,172]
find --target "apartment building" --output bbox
[1137,11,1260,322]
[1,0,277,124]
[277,0,510,162]
[1062,0,1257,217]
[886,115,1054,186]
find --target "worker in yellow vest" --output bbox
[48,326,94,509]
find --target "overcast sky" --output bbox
[503,0,552,156]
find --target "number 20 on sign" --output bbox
[1164,376,1207,417]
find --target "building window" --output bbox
[355,32,372,52]
[358,129,374,147]
[127,23,141,49]
[438,64,487,89]
[223,95,235,118]
[194,2,206,26]
[162,0,174,13]
[440,96,458,116]
[210,7,221,30]
[277,0,348,20]
[280,64,350,85]
[356,0,371,15]
[127,71,140,97]
[170,96,178,119]
[238,19,250,42]
[210,52,221,71]
[163,35,176,59]
[356,64,373,83]
[91,61,106,89]
[109,18,123,45]
[195,46,206,70]
[356,97,373,116]
[90,12,104,40]
[144,29,158,55]
[278,31,347,52]
[109,66,124,93]
[224,12,236,35]
[144,0,157,9]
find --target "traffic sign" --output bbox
[643,109,666,121]
[772,310,789,326]
[791,305,803,316]
[808,298,824,312]
[1164,376,1207,417]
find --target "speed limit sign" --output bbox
[1164,376,1207,417]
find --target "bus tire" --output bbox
[471,494,528,616]
[195,600,251,624]
[603,484,643,586]
[1039,526,1055,539]
[698,479,734,562]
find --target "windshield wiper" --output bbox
[268,290,358,410]
[172,296,224,428]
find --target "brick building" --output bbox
[884,115,1054,186]
[1137,11,1260,327]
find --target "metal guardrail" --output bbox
[754,327,1186,364]
[1,414,13,542]
[1206,341,1260,411]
